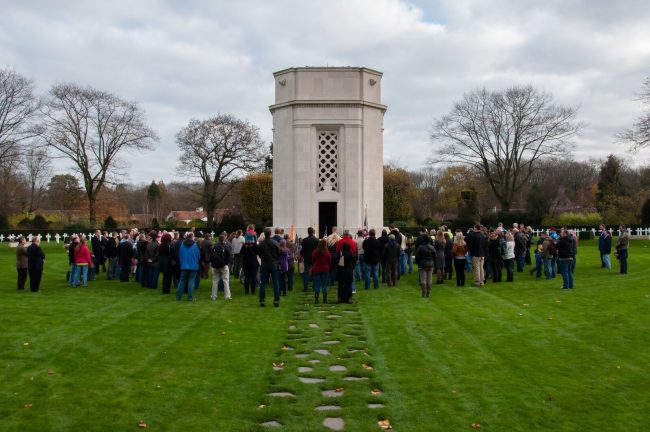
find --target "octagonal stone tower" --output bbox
[269,67,387,237]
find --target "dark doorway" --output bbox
[318,202,337,238]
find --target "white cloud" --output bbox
[1,0,649,183]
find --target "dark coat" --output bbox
[241,243,260,270]
[118,240,134,265]
[361,236,381,265]
[300,235,319,265]
[382,240,401,263]
[601,234,612,254]
[91,236,105,262]
[259,237,280,270]
[557,236,574,259]
[415,244,435,269]
[158,242,174,274]
[27,243,45,270]
[104,237,118,258]
[16,244,28,269]
[465,230,485,257]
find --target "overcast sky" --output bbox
[2,0,649,184]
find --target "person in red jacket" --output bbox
[335,229,357,255]
[72,237,93,288]
[311,239,331,304]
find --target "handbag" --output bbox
[299,261,305,274]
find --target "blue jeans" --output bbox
[504,258,514,281]
[516,254,524,272]
[260,266,280,304]
[602,254,611,270]
[365,263,379,289]
[398,251,407,276]
[302,263,313,291]
[72,264,89,287]
[544,258,555,279]
[313,272,329,296]
[354,255,365,281]
[147,266,160,289]
[559,259,574,288]
[176,270,197,300]
[69,264,78,286]
[407,252,413,273]
[618,249,628,274]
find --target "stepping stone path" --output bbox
[299,377,325,384]
[315,405,342,411]
[268,392,295,398]
[323,417,345,431]
[258,290,390,430]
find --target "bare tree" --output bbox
[619,75,650,151]
[24,147,52,212]
[0,68,40,163]
[431,85,581,211]
[41,84,158,226]
[176,114,265,228]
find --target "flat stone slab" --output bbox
[315,405,342,411]
[298,366,313,373]
[299,377,325,384]
[322,340,341,345]
[368,403,385,409]
[343,310,356,314]
[268,392,295,398]
[308,359,321,364]
[314,349,331,355]
[295,353,309,358]
[344,376,369,381]
[329,365,347,372]
[322,389,344,397]
[309,323,320,328]
[261,420,282,428]
[323,417,345,431]
[289,325,297,330]
[326,315,342,319]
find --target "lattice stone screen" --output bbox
[318,132,338,191]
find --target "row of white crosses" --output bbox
[0,229,222,244]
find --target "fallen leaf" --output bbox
[617,365,621,369]
[547,316,553,320]
[471,423,481,429]
[138,420,147,428]
[227,320,232,323]
[362,363,374,370]
[47,370,55,375]
[378,419,392,430]
[24,403,33,408]
[522,303,529,307]
[221,331,226,335]
[335,387,344,393]
[371,388,382,395]
[23,342,29,346]
[282,344,290,351]
[29,376,34,381]
[544,396,555,401]
[258,404,266,409]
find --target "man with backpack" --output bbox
[211,234,232,301]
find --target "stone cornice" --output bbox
[269,100,387,113]
[273,66,383,77]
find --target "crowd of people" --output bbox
[14,222,632,299]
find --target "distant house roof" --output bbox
[166,210,208,222]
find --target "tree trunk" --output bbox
[88,196,97,228]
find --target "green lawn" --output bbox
[0,240,648,431]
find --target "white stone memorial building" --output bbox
[269,67,387,237]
